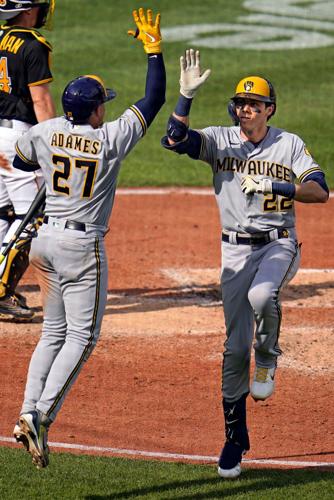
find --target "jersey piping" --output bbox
[15,143,39,166]
[0,26,52,51]
[274,241,300,345]
[129,105,147,136]
[298,166,323,183]
[28,77,53,87]
[196,130,206,159]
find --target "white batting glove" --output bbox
[241,176,273,195]
[179,49,211,98]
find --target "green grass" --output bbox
[43,0,334,187]
[0,446,333,499]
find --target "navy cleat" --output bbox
[13,410,49,468]
[218,441,245,478]
[218,393,250,479]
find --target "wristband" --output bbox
[272,182,296,199]
[175,94,193,117]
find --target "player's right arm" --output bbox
[161,49,211,159]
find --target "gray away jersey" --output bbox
[15,110,144,229]
[198,125,324,232]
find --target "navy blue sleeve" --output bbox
[272,182,296,198]
[161,129,202,159]
[13,153,40,172]
[134,53,166,128]
[302,171,329,194]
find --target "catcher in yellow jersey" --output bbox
[0,0,55,319]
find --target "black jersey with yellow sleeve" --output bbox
[0,25,53,125]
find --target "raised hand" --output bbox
[128,7,162,54]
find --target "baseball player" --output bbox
[0,0,56,320]
[161,49,329,478]
[12,7,165,468]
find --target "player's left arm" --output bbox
[30,83,56,122]
[242,137,329,203]
[26,39,56,122]
[293,173,329,203]
[12,131,40,172]
[241,172,329,203]
[282,138,329,202]
[127,8,166,129]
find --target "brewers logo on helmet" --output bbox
[232,76,276,104]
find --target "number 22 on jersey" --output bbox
[52,154,98,199]
[263,193,293,212]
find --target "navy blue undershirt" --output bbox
[13,154,39,171]
[134,53,166,127]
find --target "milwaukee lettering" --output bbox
[215,156,291,181]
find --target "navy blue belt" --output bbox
[43,215,86,232]
[222,228,290,246]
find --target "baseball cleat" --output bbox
[13,291,29,308]
[13,422,30,452]
[13,411,49,468]
[217,441,246,479]
[0,293,34,320]
[250,366,275,401]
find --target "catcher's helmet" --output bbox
[62,75,117,125]
[0,0,54,29]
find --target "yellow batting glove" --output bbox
[127,7,162,54]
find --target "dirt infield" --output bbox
[0,190,333,467]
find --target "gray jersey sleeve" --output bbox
[105,108,145,161]
[196,126,220,167]
[15,125,40,167]
[290,134,324,182]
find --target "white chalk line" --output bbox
[115,187,334,197]
[117,187,213,195]
[0,436,333,468]
[298,268,334,273]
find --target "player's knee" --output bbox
[248,285,277,315]
[224,343,250,364]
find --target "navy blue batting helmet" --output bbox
[62,75,116,124]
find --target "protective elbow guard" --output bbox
[167,115,188,142]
